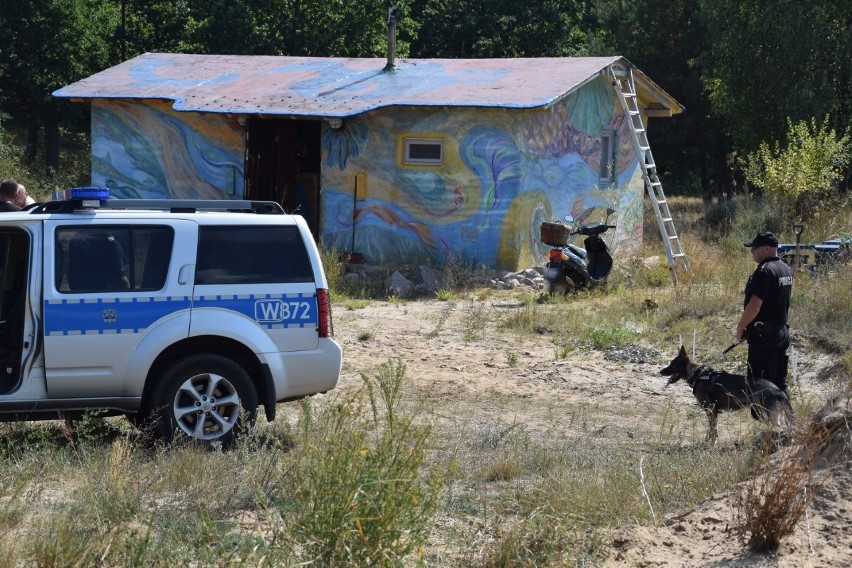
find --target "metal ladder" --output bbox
[609,64,689,284]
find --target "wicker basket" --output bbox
[540,222,570,246]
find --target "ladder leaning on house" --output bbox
[609,64,690,285]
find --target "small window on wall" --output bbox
[599,130,616,184]
[404,138,443,165]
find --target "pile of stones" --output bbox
[341,263,547,297]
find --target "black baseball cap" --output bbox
[743,232,779,248]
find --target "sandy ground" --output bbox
[332,294,851,567]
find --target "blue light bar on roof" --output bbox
[69,187,111,200]
[51,187,111,208]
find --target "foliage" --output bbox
[700,0,852,156]
[411,0,591,57]
[0,0,117,171]
[318,243,345,298]
[743,118,850,214]
[703,199,739,235]
[588,324,635,349]
[288,359,441,566]
[3,0,851,194]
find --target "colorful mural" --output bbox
[91,100,244,199]
[320,76,645,270]
[86,76,647,271]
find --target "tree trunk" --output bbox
[43,105,60,176]
[24,111,40,165]
[288,0,300,54]
[698,141,712,203]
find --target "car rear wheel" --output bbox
[152,354,257,447]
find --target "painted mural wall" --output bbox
[320,75,645,270]
[91,100,244,199]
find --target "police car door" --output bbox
[43,219,197,398]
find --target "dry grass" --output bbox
[736,399,850,551]
[0,195,847,565]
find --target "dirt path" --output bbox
[333,295,850,566]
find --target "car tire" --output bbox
[152,354,257,447]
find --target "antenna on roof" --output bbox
[385,6,397,72]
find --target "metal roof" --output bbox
[54,53,682,118]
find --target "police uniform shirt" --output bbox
[744,256,793,324]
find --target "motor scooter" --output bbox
[540,213,616,295]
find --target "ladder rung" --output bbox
[669,236,680,241]
[650,181,661,187]
[662,217,672,223]
[628,110,641,116]
[657,199,667,205]
[672,253,686,258]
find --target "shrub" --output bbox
[704,199,739,235]
[319,244,345,297]
[735,410,844,551]
[287,360,442,566]
[743,117,850,218]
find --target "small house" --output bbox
[54,53,682,270]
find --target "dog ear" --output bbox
[679,345,687,357]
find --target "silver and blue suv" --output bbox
[0,188,342,445]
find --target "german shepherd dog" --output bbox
[661,346,794,444]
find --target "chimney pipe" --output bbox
[385,6,397,71]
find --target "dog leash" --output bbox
[722,341,742,355]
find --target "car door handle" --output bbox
[178,264,194,285]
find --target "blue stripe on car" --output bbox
[44,294,317,336]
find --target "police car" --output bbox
[0,188,342,445]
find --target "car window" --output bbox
[196,225,314,284]
[56,226,174,293]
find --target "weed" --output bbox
[460,299,490,340]
[357,330,373,341]
[344,298,370,310]
[436,288,455,301]
[319,244,345,297]
[287,360,442,566]
[483,451,523,482]
[588,324,635,349]
[554,343,573,360]
[507,352,519,367]
[441,252,487,293]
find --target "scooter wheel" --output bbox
[546,278,576,296]
[546,280,566,295]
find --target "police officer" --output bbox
[735,231,793,395]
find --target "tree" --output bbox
[0,0,117,173]
[591,0,732,201]
[743,117,850,217]
[701,0,852,159]
[410,0,591,58]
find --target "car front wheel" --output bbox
[152,354,257,447]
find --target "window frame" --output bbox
[599,129,616,185]
[402,137,444,165]
[54,225,174,294]
[195,225,315,285]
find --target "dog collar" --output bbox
[692,366,710,381]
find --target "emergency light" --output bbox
[51,187,111,208]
